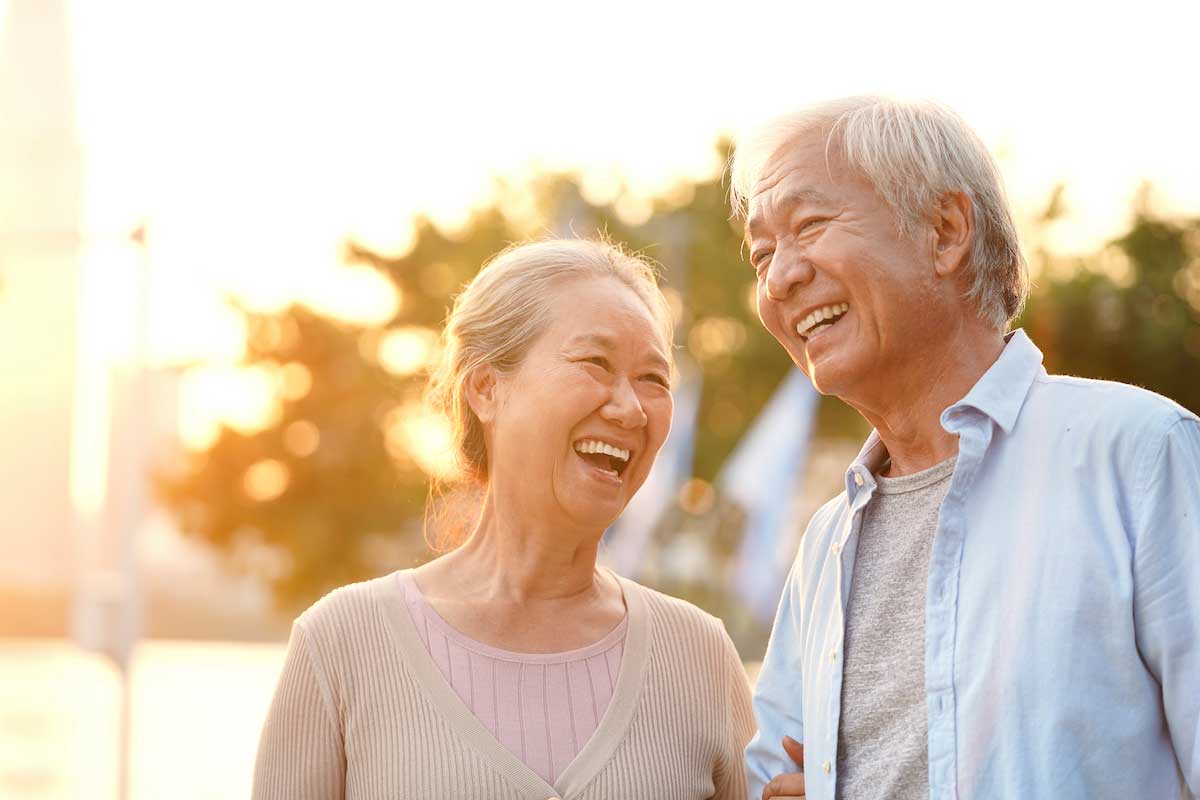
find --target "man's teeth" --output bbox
[796,303,850,338]
[573,440,630,462]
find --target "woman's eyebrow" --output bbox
[565,333,617,350]
[566,333,670,372]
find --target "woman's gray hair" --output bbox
[730,96,1029,330]
[426,238,674,484]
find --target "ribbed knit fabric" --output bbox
[399,570,626,784]
[252,570,756,799]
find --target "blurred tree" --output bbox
[1020,187,1200,413]
[159,159,1200,613]
[159,151,799,611]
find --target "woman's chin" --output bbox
[556,489,630,533]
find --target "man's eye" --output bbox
[642,373,670,388]
[797,217,828,234]
[583,356,609,368]
[751,251,773,270]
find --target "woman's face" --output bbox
[486,276,674,532]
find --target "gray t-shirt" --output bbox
[836,456,956,800]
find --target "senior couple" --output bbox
[253,97,1200,800]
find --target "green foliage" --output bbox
[159,150,792,611]
[158,157,1200,613]
[1020,199,1200,414]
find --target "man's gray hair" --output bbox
[730,96,1029,330]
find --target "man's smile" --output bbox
[796,302,850,340]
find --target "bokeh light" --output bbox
[242,459,290,503]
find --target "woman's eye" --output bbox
[751,251,773,271]
[583,356,609,369]
[797,217,827,234]
[643,374,670,388]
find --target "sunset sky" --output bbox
[4,0,1200,521]
[54,0,1200,366]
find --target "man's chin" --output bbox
[804,356,859,399]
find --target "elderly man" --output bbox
[733,97,1199,800]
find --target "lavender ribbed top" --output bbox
[398,571,627,785]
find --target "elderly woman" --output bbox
[252,239,755,799]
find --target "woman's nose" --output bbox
[602,377,648,429]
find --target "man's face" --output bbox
[745,132,946,403]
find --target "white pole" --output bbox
[116,222,151,800]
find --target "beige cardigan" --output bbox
[252,570,755,799]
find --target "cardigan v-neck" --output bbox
[252,570,755,800]
[375,569,649,798]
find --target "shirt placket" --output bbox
[819,472,874,798]
[926,414,992,800]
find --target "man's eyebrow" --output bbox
[643,351,671,373]
[746,187,836,234]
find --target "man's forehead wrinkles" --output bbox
[783,187,835,208]
[747,185,834,235]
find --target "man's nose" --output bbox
[765,251,815,301]
[602,377,648,429]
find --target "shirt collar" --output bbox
[846,431,887,504]
[940,328,1044,436]
[844,329,1045,501]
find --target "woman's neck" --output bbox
[413,493,626,651]
[450,503,606,603]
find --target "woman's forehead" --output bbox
[547,284,668,351]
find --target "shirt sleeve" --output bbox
[744,558,806,799]
[252,622,346,800]
[713,629,757,800]
[1131,416,1200,794]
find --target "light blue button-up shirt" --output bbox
[745,330,1200,799]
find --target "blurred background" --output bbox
[3,0,1199,797]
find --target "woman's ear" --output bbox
[464,364,500,425]
[932,191,974,278]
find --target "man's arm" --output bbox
[1131,416,1200,795]
[745,558,807,799]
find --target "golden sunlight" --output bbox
[383,405,459,480]
[242,459,291,502]
[282,420,320,458]
[177,365,282,451]
[277,362,313,402]
[688,316,747,361]
[376,326,440,376]
[304,265,400,326]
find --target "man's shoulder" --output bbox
[803,491,851,544]
[1026,372,1196,437]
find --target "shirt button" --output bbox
[829,648,837,662]
[831,543,840,556]
[823,760,832,774]
[853,472,864,487]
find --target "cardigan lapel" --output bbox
[553,575,649,797]
[372,570,650,799]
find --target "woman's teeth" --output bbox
[573,440,630,463]
[796,302,849,339]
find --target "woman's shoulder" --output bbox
[620,576,730,648]
[294,571,403,643]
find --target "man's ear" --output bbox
[932,191,974,278]
[464,364,500,425]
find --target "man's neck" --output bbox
[851,327,1006,477]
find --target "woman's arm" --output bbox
[713,628,758,799]
[252,623,346,800]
